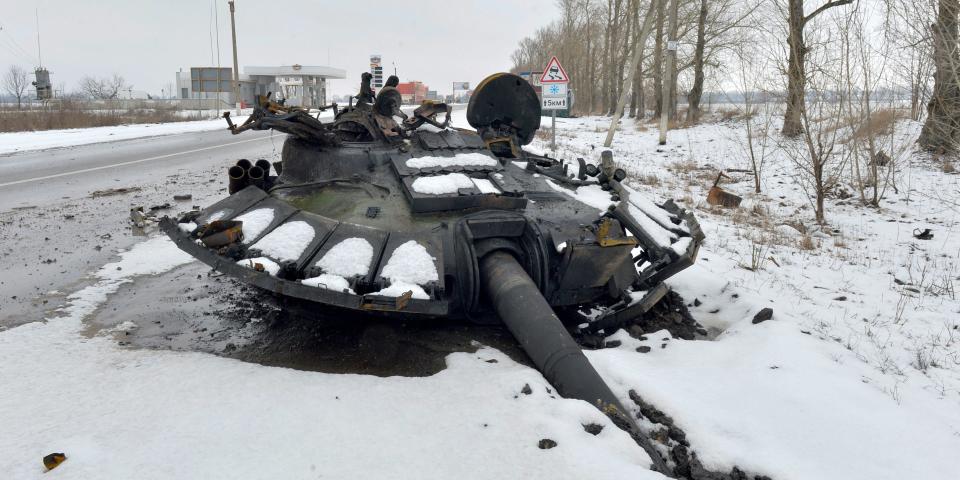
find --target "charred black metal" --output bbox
[228,165,248,194]
[479,250,669,474]
[357,72,375,104]
[225,94,340,146]
[163,70,706,476]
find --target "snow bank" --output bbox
[0,116,250,156]
[412,173,475,195]
[314,237,374,277]
[251,221,315,262]
[0,235,662,480]
[589,261,960,480]
[233,208,275,244]
[406,152,499,169]
[528,113,960,479]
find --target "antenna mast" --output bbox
[35,8,42,68]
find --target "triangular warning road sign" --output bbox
[540,56,569,83]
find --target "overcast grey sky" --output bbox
[0,0,557,97]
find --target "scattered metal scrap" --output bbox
[706,171,742,208]
[90,186,142,198]
[43,452,67,471]
[224,93,340,146]
[913,228,934,240]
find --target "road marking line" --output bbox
[0,135,276,188]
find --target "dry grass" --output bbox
[823,108,905,143]
[784,220,807,235]
[635,173,661,186]
[799,234,816,251]
[643,116,688,130]
[716,107,755,122]
[0,101,205,133]
[943,160,956,174]
[833,234,848,249]
[849,108,902,142]
[668,158,699,174]
[749,202,769,218]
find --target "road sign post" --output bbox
[540,56,569,153]
[552,110,556,151]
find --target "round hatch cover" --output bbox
[467,73,541,145]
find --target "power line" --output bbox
[0,36,35,64]
[0,25,40,65]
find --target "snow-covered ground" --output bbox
[0,238,662,480]
[1,109,958,479]
[0,116,246,156]
[0,104,436,156]
[530,113,960,479]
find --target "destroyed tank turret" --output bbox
[161,72,703,473]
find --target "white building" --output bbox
[175,64,346,109]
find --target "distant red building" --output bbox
[397,81,428,105]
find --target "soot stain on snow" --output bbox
[630,290,709,341]
[577,291,711,349]
[629,390,774,480]
[84,262,529,377]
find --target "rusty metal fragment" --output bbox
[706,172,742,208]
[198,220,243,248]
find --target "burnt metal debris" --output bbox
[706,171,743,208]
[162,72,705,475]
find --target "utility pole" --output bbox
[551,109,556,152]
[658,0,679,145]
[228,0,241,116]
[214,0,222,116]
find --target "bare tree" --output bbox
[918,0,960,153]
[685,0,762,123]
[885,0,936,121]
[835,2,905,206]
[733,44,774,193]
[78,74,131,100]
[686,0,709,122]
[781,0,853,136]
[782,39,850,225]
[2,65,29,109]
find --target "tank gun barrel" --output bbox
[479,250,670,474]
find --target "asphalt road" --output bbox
[0,107,520,377]
[0,128,283,209]
[0,127,285,326]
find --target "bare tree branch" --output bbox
[2,65,29,109]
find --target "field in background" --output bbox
[0,100,220,133]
